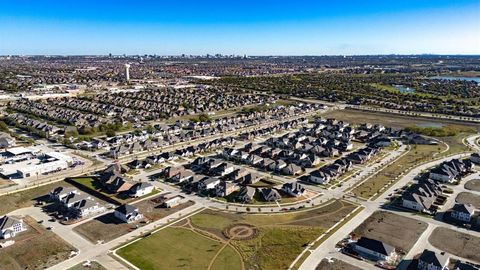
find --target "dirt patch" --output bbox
[316,258,362,270]
[429,227,480,262]
[0,216,76,270]
[456,192,480,208]
[136,199,194,221]
[223,224,258,240]
[352,211,427,252]
[465,179,480,192]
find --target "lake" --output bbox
[430,76,480,83]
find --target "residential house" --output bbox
[260,188,281,202]
[470,153,480,165]
[129,182,154,197]
[198,177,221,190]
[238,173,262,185]
[69,199,105,218]
[170,169,195,183]
[0,215,27,239]
[451,203,476,223]
[282,182,306,197]
[215,181,239,197]
[353,237,396,262]
[309,170,330,184]
[114,204,143,223]
[162,195,185,208]
[281,163,303,175]
[236,186,256,203]
[417,249,449,270]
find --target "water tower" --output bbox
[125,64,131,81]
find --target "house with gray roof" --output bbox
[114,204,143,223]
[451,203,476,223]
[353,237,396,262]
[0,215,26,239]
[418,249,449,270]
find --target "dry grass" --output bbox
[323,109,480,131]
[429,227,480,262]
[456,192,480,208]
[465,179,480,192]
[352,144,441,199]
[0,216,76,270]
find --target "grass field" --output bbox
[316,258,362,270]
[0,216,76,270]
[456,192,480,208]
[323,109,480,132]
[69,177,125,204]
[117,227,242,270]
[429,227,480,262]
[352,211,427,252]
[118,199,357,270]
[0,181,76,216]
[68,177,159,205]
[465,179,480,192]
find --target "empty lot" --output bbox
[456,192,480,208]
[352,211,428,252]
[429,227,480,262]
[0,216,75,270]
[316,258,362,270]
[465,179,480,192]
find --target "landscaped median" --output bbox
[289,205,364,270]
[114,199,357,270]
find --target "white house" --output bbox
[309,170,330,184]
[0,215,27,239]
[162,195,185,208]
[401,193,433,213]
[129,182,154,197]
[353,237,397,263]
[114,204,143,223]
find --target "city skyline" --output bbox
[1,0,479,55]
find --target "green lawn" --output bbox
[118,200,357,270]
[0,181,76,215]
[117,227,241,270]
[211,245,243,270]
[69,177,159,204]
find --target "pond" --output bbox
[430,76,480,83]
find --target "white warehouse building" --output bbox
[16,152,74,178]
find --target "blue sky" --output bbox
[0,0,479,55]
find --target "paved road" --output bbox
[298,134,479,270]
[47,203,203,270]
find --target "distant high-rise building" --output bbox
[125,64,131,81]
